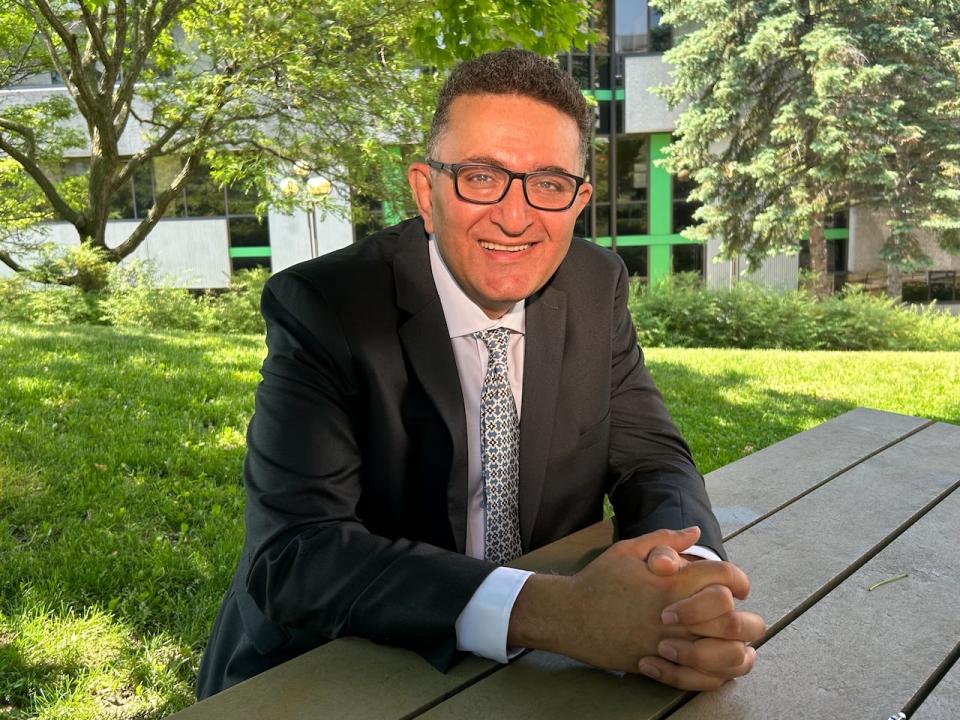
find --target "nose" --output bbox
[490,176,533,236]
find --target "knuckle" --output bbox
[723,613,743,638]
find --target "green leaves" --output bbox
[656,0,960,274]
[0,0,593,282]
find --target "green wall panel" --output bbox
[649,133,672,237]
[649,244,671,285]
[594,234,699,247]
[229,246,272,258]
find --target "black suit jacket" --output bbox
[197,217,725,698]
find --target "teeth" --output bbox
[480,241,531,252]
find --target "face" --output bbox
[408,93,592,319]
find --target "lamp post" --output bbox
[279,170,332,259]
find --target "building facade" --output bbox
[3,2,957,294]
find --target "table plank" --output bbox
[705,407,930,537]
[669,481,960,718]
[416,420,959,720]
[911,653,960,720]
[168,638,498,720]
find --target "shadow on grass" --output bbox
[4,323,866,707]
[1,325,259,658]
[0,638,72,713]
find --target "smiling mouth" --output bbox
[479,241,533,252]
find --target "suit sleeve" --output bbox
[241,271,495,671]
[604,261,726,559]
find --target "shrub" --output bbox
[630,275,960,350]
[200,268,269,335]
[99,262,207,331]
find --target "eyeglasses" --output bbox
[426,159,586,211]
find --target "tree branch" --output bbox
[0,136,81,225]
[0,116,39,156]
[78,0,112,70]
[22,0,99,117]
[0,249,28,274]
[108,149,201,260]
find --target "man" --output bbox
[198,49,763,699]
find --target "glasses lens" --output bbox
[524,172,578,209]
[455,164,509,202]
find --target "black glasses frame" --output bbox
[426,159,586,211]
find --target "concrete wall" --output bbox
[268,204,354,272]
[849,207,960,273]
[0,86,151,157]
[705,236,800,290]
[20,218,233,288]
[623,55,683,134]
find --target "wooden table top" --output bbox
[170,408,960,719]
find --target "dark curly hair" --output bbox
[427,48,591,166]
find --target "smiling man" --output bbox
[197,49,764,699]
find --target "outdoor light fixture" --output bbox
[278,167,332,259]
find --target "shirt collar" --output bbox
[428,235,525,339]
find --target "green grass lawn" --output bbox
[1,321,958,719]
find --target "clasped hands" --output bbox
[508,526,765,691]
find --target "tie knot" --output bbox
[474,327,512,355]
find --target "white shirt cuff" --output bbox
[455,567,534,663]
[683,544,723,562]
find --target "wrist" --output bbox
[506,573,577,653]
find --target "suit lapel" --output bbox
[394,226,470,554]
[518,284,566,550]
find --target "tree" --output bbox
[0,0,594,289]
[654,0,960,297]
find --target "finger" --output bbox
[637,647,756,690]
[647,545,688,576]
[674,560,751,601]
[657,637,747,675]
[636,656,726,691]
[686,610,767,643]
[618,526,702,560]
[660,584,734,625]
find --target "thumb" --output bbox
[620,526,701,559]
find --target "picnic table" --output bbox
[171,408,960,719]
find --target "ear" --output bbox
[408,162,435,234]
[574,180,593,215]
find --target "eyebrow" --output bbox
[460,155,573,175]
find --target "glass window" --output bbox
[596,100,624,135]
[132,162,154,219]
[825,210,849,229]
[615,0,671,53]
[673,177,699,233]
[227,182,259,216]
[592,136,610,203]
[110,178,136,219]
[616,203,647,235]
[617,246,648,280]
[616,135,648,203]
[153,155,187,217]
[798,238,848,273]
[232,256,271,272]
[672,243,705,276]
[184,162,225,217]
[228,217,269,248]
[594,202,611,237]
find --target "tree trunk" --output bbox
[808,214,831,299]
[886,264,903,299]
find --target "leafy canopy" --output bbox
[655,0,960,272]
[0,0,594,286]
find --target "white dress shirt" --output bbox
[428,237,720,663]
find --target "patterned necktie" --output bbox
[474,327,522,565]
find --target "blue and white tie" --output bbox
[474,327,522,565]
